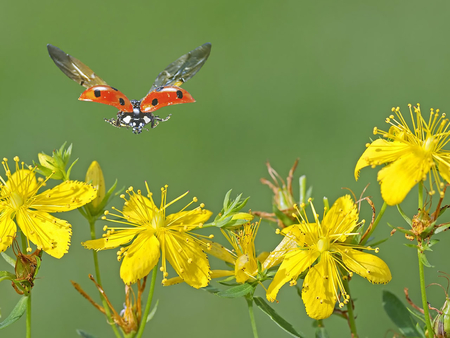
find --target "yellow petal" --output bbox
[378,149,432,205]
[0,210,17,252]
[301,254,337,319]
[165,209,212,230]
[16,209,71,258]
[120,233,160,284]
[123,195,157,225]
[7,170,39,200]
[202,239,236,264]
[322,195,358,237]
[340,248,392,284]
[266,248,319,302]
[235,253,258,283]
[162,231,211,289]
[31,181,97,212]
[82,229,140,250]
[438,159,450,183]
[262,224,303,270]
[354,139,410,180]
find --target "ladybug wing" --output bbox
[140,86,195,113]
[148,42,211,93]
[47,44,107,88]
[79,85,133,112]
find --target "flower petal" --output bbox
[266,248,319,302]
[0,210,17,252]
[82,229,140,250]
[301,254,337,319]
[6,170,39,200]
[262,224,303,270]
[16,209,71,258]
[165,209,212,230]
[340,248,391,284]
[123,194,157,226]
[378,149,432,205]
[322,195,358,238]
[354,139,410,180]
[438,158,450,184]
[31,181,97,212]
[162,231,211,289]
[120,233,160,284]
[162,270,234,287]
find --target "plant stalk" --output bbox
[89,220,122,338]
[136,265,158,338]
[342,278,358,337]
[20,232,31,338]
[417,250,434,338]
[246,298,259,338]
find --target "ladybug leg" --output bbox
[152,114,172,128]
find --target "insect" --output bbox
[47,43,211,134]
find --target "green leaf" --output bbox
[201,285,221,294]
[253,297,304,338]
[216,283,254,298]
[366,237,389,247]
[273,205,294,226]
[397,204,412,226]
[382,290,421,337]
[404,244,419,249]
[315,327,330,338]
[0,296,28,330]
[0,271,15,283]
[1,252,15,268]
[388,223,415,236]
[146,299,159,322]
[76,329,99,338]
[418,252,433,268]
[435,224,450,234]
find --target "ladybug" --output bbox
[47,43,211,134]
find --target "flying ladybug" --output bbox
[47,43,211,134]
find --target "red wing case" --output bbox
[140,86,195,113]
[79,85,133,112]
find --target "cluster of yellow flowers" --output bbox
[2,103,450,335]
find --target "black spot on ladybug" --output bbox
[111,87,118,91]
[176,90,183,99]
[156,86,164,92]
[152,98,158,106]
[94,89,101,98]
[119,98,125,106]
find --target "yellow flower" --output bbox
[266,195,391,319]
[355,104,450,205]
[82,184,213,288]
[0,157,97,258]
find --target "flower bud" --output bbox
[85,161,105,209]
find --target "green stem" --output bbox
[342,278,358,337]
[89,220,122,338]
[418,181,424,210]
[20,232,31,338]
[136,266,158,338]
[417,250,434,338]
[26,294,31,338]
[246,298,259,338]
[361,201,387,245]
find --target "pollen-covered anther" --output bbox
[187,258,193,264]
[159,266,164,272]
[206,243,211,250]
[120,194,125,199]
[349,271,354,277]
[163,272,169,278]
[208,234,214,239]
[385,118,390,123]
[101,216,106,220]
[373,127,378,135]
[275,228,281,235]
[339,302,344,308]
[289,280,297,286]
[375,247,380,253]
[200,203,205,208]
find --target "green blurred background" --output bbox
[2,0,450,337]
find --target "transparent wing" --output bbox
[148,42,211,93]
[47,44,108,88]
